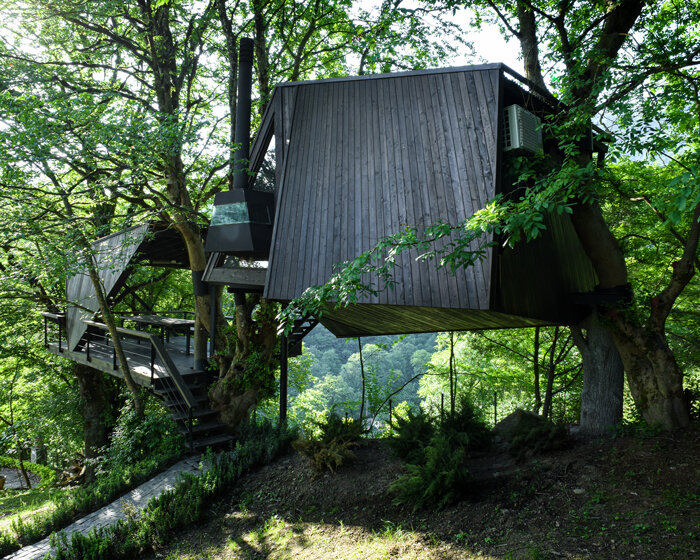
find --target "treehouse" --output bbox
[209,63,599,337]
[42,60,602,442]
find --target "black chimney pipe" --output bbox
[233,37,254,190]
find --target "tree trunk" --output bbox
[87,266,145,418]
[532,326,541,414]
[611,322,689,430]
[572,312,624,435]
[74,363,110,484]
[358,338,366,421]
[208,297,279,428]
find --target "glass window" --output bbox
[210,202,272,226]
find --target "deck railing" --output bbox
[41,312,198,451]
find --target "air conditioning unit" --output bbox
[503,104,543,153]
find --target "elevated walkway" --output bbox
[42,313,233,453]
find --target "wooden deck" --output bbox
[46,334,201,387]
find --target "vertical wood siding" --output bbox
[265,68,502,312]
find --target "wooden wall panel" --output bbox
[265,66,502,316]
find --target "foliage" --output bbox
[390,433,469,511]
[439,396,492,452]
[95,399,185,476]
[390,396,491,510]
[387,408,434,465]
[508,422,570,462]
[0,400,186,557]
[50,420,296,560]
[292,411,363,472]
[0,456,57,488]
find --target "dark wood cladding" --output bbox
[265,67,501,315]
[257,64,598,336]
[318,304,547,338]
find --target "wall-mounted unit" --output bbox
[503,104,543,153]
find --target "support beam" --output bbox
[280,334,288,423]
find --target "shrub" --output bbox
[390,434,470,510]
[51,420,296,560]
[0,401,187,557]
[439,396,491,451]
[293,411,363,472]
[387,408,434,464]
[389,396,491,510]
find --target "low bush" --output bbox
[50,420,296,560]
[293,411,363,472]
[387,408,434,464]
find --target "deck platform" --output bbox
[46,334,201,387]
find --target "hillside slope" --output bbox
[146,427,699,559]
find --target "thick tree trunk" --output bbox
[208,297,279,429]
[572,313,624,435]
[74,364,110,484]
[611,323,689,430]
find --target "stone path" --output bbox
[0,469,40,491]
[3,455,205,560]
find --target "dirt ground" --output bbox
[146,426,699,559]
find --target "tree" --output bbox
[1,0,468,430]
[284,0,698,430]
[457,0,699,429]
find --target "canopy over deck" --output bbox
[65,223,191,351]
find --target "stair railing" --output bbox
[83,320,198,450]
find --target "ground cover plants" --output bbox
[143,425,700,560]
[0,402,186,557]
[389,396,492,510]
[49,420,296,560]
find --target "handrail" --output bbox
[83,320,198,409]
[41,312,66,321]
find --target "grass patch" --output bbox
[0,486,76,532]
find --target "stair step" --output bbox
[152,371,206,390]
[178,420,228,435]
[191,433,235,451]
[154,384,208,399]
[171,408,217,422]
[163,394,209,409]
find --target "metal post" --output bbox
[209,285,217,359]
[279,334,288,423]
[86,331,91,362]
[150,345,156,382]
[58,323,62,353]
[494,391,498,425]
[188,408,194,453]
[112,343,117,370]
[43,317,48,348]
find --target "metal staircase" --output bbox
[151,370,234,453]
